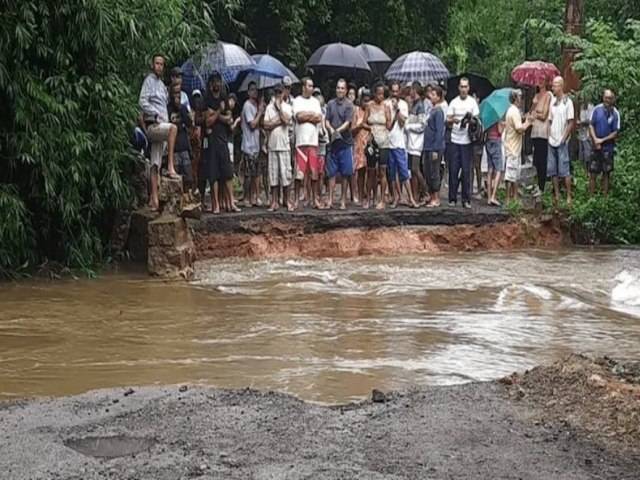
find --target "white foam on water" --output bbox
[611,270,640,307]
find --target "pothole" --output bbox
[64,435,155,458]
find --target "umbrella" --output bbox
[238,54,299,92]
[181,42,256,93]
[511,61,560,87]
[479,88,512,130]
[385,51,450,84]
[355,43,392,77]
[446,73,495,103]
[306,43,371,72]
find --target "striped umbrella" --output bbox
[385,51,450,84]
[181,42,256,93]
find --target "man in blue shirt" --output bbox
[588,89,620,197]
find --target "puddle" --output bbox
[65,435,155,458]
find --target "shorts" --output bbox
[147,122,174,169]
[268,150,293,187]
[203,138,234,183]
[388,148,409,182]
[327,146,354,178]
[295,146,321,181]
[589,149,614,174]
[547,143,570,178]
[409,154,422,172]
[504,154,520,183]
[579,137,593,165]
[366,145,390,169]
[242,152,260,178]
[485,139,504,172]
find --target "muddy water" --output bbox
[1,249,639,404]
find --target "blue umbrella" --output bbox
[385,51,450,84]
[238,54,299,92]
[479,88,512,130]
[181,42,256,94]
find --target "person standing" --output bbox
[352,89,372,208]
[547,76,575,206]
[446,77,479,208]
[484,119,504,206]
[325,79,355,210]
[292,77,324,210]
[405,81,427,205]
[588,89,620,197]
[138,54,179,212]
[365,82,392,210]
[422,85,446,208]
[263,83,294,211]
[387,80,418,208]
[503,89,532,203]
[202,71,239,213]
[241,81,265,207]
[169,66,191,111]
[529,77,552,199]
[578,101,595,168]
[168,90,193,191]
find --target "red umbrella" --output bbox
[511,61,560,87]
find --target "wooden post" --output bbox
[562,0,584,92]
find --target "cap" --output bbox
[273,83,284,93]
[192,89,202,97]
[283,76,293,87]
[170,66,183,77]
[312,87,322,96]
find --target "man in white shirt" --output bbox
[446,77,479,208]
[547,76,575,205]
[263,83,294,211]
[503,89,532,203]
[386,80,418,208]
[292,77,323,210]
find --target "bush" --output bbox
[0,0,222,277]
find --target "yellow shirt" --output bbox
[504,104,523,157]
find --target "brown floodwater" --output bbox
[1,248,639,404]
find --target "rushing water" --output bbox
[1,248,639,404]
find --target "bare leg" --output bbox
[364,167,376,209]
[269,186,279,211]
[340,177,349,210]
[552,176,560,206]
[326,177,336,208]
[166,125,178,175]
[403,179,418,207]
[565,176,572,205]
[349,174,358,204]
[357,167,367,207]
[377,166,388,210]
[212,182,220,214]
[293,179,302,210]
[225,179,239,211]
[150,166,159,210]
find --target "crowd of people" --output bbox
[137,54,621,214]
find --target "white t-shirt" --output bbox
[549,95,575,147]
[265,101,293,151]
[292,95,322,147]
[386,99,408,149]
[447,96,479,145]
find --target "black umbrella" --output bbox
[446,73,495,102]
[355,44,392,78]
[307,43,371,72]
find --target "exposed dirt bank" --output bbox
[195,217,565,260]
[1,356,638,479]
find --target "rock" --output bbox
[158,175,183,204]
[148,215,189,248]
[123,388,135,397]
[180,202,202,220]
[499,375,515,385]
[588,374,607,388]
[372,389,387,403]
[179,385,188,393]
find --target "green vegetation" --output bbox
[1,1,638,278]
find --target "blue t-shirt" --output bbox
[590,104,620,153]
